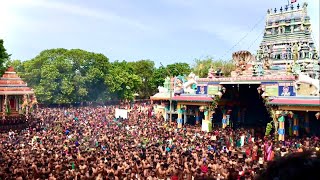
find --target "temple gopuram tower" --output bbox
[256,2,318,68]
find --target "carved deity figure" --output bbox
[265,29,272,35]
[294,25,301,32]
[262,45,271,59]
[308,46,314,59]
[262,46,267,54]
[294,73,320,96]
[300,24,305,31]
[263,58,271,70]
[256,49,262,61]
[304,42,311,58]
[174,77,184,95]
[232,51,255,76]
[207,66,215,79]
[253,64,264,76]
[183,72,197,94]
[312,51,318,60]
[307,26,311,32]
[278,26,285,34]
[301,42,310,59]
[302,2,308,12]
[292,43,301,62]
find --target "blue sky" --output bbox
[1,0,319,67]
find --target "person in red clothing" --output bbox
[263,140,269,161]
[170,174,178,180]
[245,145,252,158]
[201,161,209,177]
[252,144,258,162]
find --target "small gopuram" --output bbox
[0,66,37,121]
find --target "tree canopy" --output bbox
[16,48,111,104]
[192,57,234,78]
[5,45,235,104]
[0,39,11,74]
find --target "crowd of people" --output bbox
[0,103,319,180]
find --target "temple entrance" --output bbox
[184,105,205,125]
[218,84,271,128]
[9,96,15,110]
[307,112,320,136]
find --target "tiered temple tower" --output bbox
[0,67,36,119]
[256,2,318,68]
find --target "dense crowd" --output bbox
[0,104,319,180]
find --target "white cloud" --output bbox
[0,0,17,39]
[3,0,151,32]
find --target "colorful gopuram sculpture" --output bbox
[257,2,318,68]
[231,51,255,77]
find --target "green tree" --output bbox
[193,57,214,78]
[105,61,142,100]
[7,60,24,73]
[19,48,111,104]
[150,66,167,92]
[265,121,273,136]
[0,39,11,75]
[70,49,110,102]
[192,57,235,78]
[129,60,155,99]
[166,62,191,77]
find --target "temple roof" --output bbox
[197,75,295,83]
[0,67,34,95]
[150,92,172,101]
[267,96,320,107]
[172,95,213,102]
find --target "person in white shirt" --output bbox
[8,129,14,139]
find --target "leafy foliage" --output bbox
[150,66,167,92]
[192,57,235,78]
[8,60,24,72]
[7,46,234,104]
[211,96,221,109]
[104,60,142,100]
[16,48,111,104]
[129,60,155,99]
[0,39,11,74]
[166,62,191,77]
[265,122,273,136]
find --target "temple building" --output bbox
[0,66,37,121]
[151,2,320,139]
